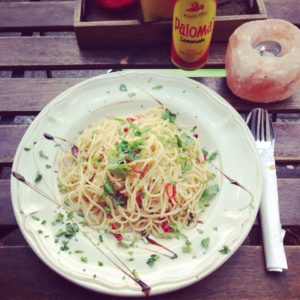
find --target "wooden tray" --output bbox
[74,0,267,49]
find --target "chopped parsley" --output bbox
[67,211,73,220]
[132,269,139,279]
[41,220,46,225]
[104,181,114,195]
[81,256,88,263]
[152,85,163,90]
[52,212,64,225]
[39,150,48,159]
[219,245,230,254]
[98,261,103,266]
[75,250,84,254]
[108,163,130,178]
[162,108,176,124]
[202,148,208,157]
[24,147,31,151]
[128,92,136,97]
[182,239,192,253]
[37,230,43,235]
[119,84,127,92]
[34,172,42,184]
[99,235,103,243]
[181,157,192,175]
[60,240,69,251]
[200,184,220,202]
[31,215,40,221]
[146,254,160,267]
[45,164,52,169]
[207,151,218,162]
[201,237,210,250]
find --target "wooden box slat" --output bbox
[2,178,300,227]
[0,1,74,32]
[0,37,226,70]
[0,0,298,33]
[74,0,267,48]
[0,246,299,299]
[1,78,300,116]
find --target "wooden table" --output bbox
[0,1,299,299]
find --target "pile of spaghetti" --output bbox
[57,106,217,239]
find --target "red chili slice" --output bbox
[136,191,142,208]
[126,117,136,123]
[131,164,148,176]
[111,224,123,241]
[162,221,171,233]
[165,183,176,200]
[123,127,129,132]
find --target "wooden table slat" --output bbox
[0,37,226,70]
[1,122,300,165]
[0,246,299,299]
[1,178,300,227]
[1,78,300,115]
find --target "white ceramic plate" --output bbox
[11,71,263,296]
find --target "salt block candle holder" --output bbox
[225,19,300,103]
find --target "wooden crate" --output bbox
[74,0,267,49]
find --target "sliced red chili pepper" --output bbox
[165,183,176,200]
[126,117,136,123]
[123,127,129,132]
[136,191,142,208]
[111,224,123,241]
[162,221,171,233]
[133,149,140,155]
[131,165,148,176]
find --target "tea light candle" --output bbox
[253,40,281,57]
[225,19,300,103]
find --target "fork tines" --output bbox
[246,108,274,142]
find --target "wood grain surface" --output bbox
[0,0,298,32]
[0,246,299,299]
[1,78,300,115]
[0,37,226,70]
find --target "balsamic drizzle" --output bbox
[12,171,151,295]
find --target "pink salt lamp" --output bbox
[226,19,300,103]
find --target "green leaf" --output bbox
[34,172,42,184]
[208,151,218,162]
[108,163,130,178]
[182,239,192,253]
[119,84,127,92]
[181,157,192,175]
[146,254,160,267]
[179,132,195,148]
[201,237,210,249]
[104,181,114,195]
[39,150,48,159]
[200,184,219,202]
[219,245,230,254]
[152,85,163,90]
[176,135,183,148]
[202,148,208,157]
[162,108,177,123]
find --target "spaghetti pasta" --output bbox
[57,106,218,239]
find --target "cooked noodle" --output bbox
[57,106,216,238]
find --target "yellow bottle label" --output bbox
[171,0,217,69]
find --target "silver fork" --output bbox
[246,108,287,272]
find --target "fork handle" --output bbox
[260,156,288,271]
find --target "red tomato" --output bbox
[94,0,138,10]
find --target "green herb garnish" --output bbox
[201,237,210,250]
[24,147,31,151]
[39,150,48,159]
[99,235,103,243]
[219,245,230,254]
[152,85,163,90]
[37,230,43,234]
[119,84,127,92]
[75,250,84,254]
[146,254,160,267]
[98,261,103,266]
[81,256,88,263]
[104,181,114,195]
[34,172,42,184]
[60,240,69,251]
[31,215,40,221]
[162,108,176,124]
[208,151,218,162]
[200,184,219,202]
[108,163,130,178]
[182,239,192,253]
[45,164,52,169]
